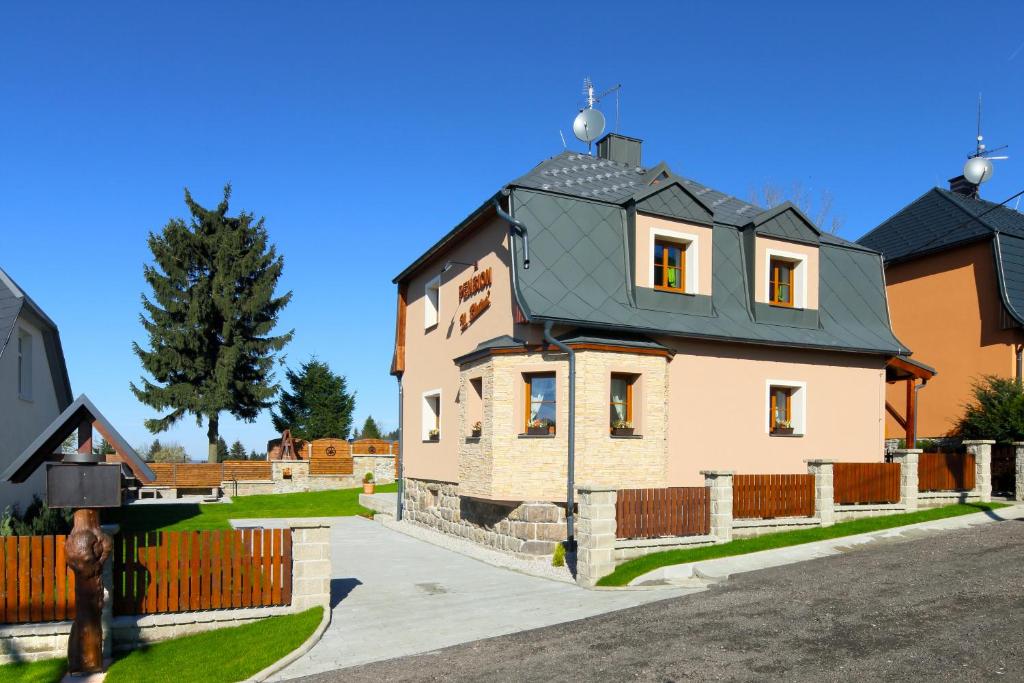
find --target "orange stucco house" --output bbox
[391,133,918,556]
[858,177,1024,439]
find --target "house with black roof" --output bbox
[0,266,74,510]
[391,133,914,556]
[858,177,1024,439]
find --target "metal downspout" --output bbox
[1016,345,1023,387]
[396,376,404,520]
[543,321,575,547]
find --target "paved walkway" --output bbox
[271,518,691,680]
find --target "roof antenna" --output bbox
[572,78,621,154]
[559,130,567,150]
[963,94,1009,192]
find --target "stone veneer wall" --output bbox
[458,348,669,501]
[403,477,566,556]
[226,455,395,496]
[0,521,331,664]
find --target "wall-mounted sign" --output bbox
[458,267,493,332]
[459,267,492,302]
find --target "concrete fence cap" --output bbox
[804,459,836,465]
[893,448,923,454]
[1012,442,1024,446]
[700,470,735,476]
[575,483,618,493]
[961,440,997,445]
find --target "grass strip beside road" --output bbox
[107,483,397,532]
[597,502,1010,587]
[0,658,65,683]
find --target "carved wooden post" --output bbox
[66,508,112,673]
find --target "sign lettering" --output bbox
[459,267,492,302]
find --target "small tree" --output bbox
[151,443,188,463]
[956,375,1024,443]
[92,437,116,457]
[358,416,383,440]
[248,449,265,461]
[216,437,230,463]
[271,358,355,441]
[228,440,247,460]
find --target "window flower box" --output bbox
[611,427,635,437]
[526,419,553,436]
[471,421,482,438]
[772,427,795,436]
[428,429,440,442]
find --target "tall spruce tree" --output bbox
[358,415,383,440]
[271,358,355,441]
[228,440,247,460]
[132,185,293,462]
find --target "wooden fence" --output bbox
[0,535,75,624]
[833,462,901,505]
[615,487,709,539]
[149,461,273,488]
[733,474,815,519]
[112,529,291,616]
[919,452,975,492]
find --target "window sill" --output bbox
[465,436,481,443]
[18,394,33,403]
[518,434,555,439]
[424,323,438,332]
[422,439,440,444]
[769,433,804,438]
[653,286,694,297]
[767,303,804,311]
[610,434,643,439]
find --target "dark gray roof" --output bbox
[857,188,1024,264]
[556,330,672,353]
[994,233,1024,325]
[452,335,526,365]
[1,394,155,485]
[510,187,907,356]
[0,267,73,408]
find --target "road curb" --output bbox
[246,604,333,682]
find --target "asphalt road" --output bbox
[297,519,1024,682]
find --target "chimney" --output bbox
[596,133,643,168]
[948,175,979,199]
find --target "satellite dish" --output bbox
[964,155,994,185]
[573,107,605,143]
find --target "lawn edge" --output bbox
[246,604,330,682]
[598,502,1016,588]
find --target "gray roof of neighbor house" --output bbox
[505,152,906,356]
[858,187,1024,326]
[0,267,73,408]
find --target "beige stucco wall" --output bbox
[458,348,669,501]
[753,235,820,310]
[883,240,1022,437]
[663,340,886,485]
[634,213,714,295]
[400,215,520,483]
[0,315,60,511]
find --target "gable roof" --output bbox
[751,202,821,244]
[0,267,73,408]
[857,187,1024,264]
[1,394,155,485]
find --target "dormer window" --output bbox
[769,257,795,307]
[654,239,687,292]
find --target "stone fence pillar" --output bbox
[701,471,733,542]
[805,460,835,527]
[963,440,994,503]
[575,484,617,588]
[891,449,920,511]
[1013,442,1024,502]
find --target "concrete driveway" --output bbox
[271,517,690,680]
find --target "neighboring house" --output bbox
[858,176,1024,439]
[390,133,914,555]
[0,267,73,511]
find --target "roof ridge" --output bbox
[932,187,999,232]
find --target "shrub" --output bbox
[363,471,374,484]
[0,497,73,536]
[150,443,188,463]
[551,542,566,567]
[956,375,1024,443]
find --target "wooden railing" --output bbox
[113,529,291,616]
[834,462,901,505]
[0,535,75,623]
[222,461,273,481]
[309,457,354,476]
[733,474,815,519]
[919,452,975,492]
[616,487,709,539]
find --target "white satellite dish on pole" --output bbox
[572,77,619,152]
[962,95,1008,189]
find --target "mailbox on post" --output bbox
[1,395,154,674]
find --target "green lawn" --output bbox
[105,606,322,683]
[106,483,397,532]
[0,658,66,683]
[597,502,1010,587]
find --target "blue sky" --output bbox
[2,2,1023,458]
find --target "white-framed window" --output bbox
[424,275,441,330]
[649,227,699,294]
[764,248,808,309]
[765,380,806,435]
[422,389,441,441]
[16,329,32,401]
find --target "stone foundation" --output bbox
[403,477,566,556]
